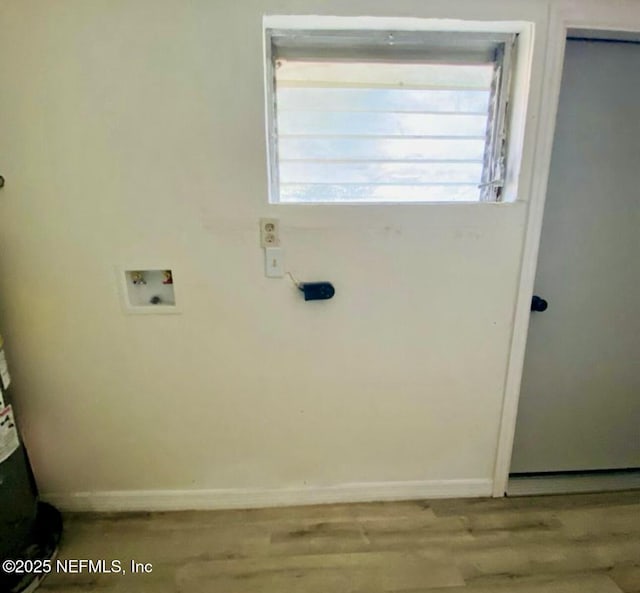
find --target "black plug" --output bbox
[298,282,335,301]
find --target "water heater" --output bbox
[0,334,62,593]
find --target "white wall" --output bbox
[0,0,551,509]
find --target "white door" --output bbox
[510,39,640,474]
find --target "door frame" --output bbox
[492,0,640,497]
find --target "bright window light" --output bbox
[265,29,515,203]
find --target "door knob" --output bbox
[531,295,548,312]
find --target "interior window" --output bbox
[264,29,515,204]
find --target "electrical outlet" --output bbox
[260,218,280,247]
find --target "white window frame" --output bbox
[262,15,531,205]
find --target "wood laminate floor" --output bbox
[39,490,639,592]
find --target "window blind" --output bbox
[266,30,514,203]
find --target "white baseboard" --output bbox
[41,478,492,513]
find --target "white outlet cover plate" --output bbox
[260,218,280,248]
[264,247,284,278]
